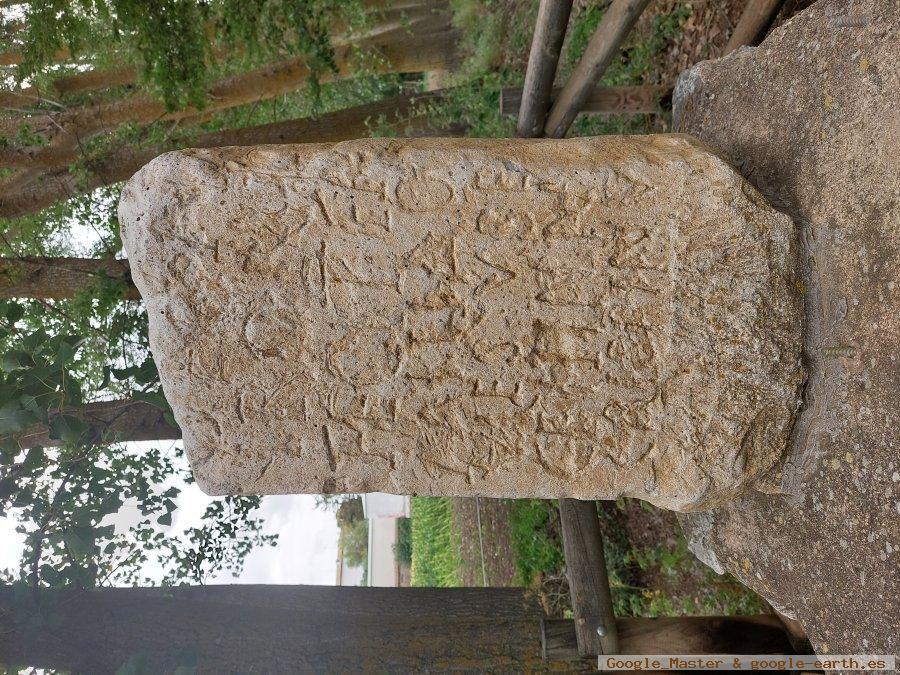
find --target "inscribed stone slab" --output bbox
[120,136,802,510]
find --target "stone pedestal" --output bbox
[673,0,898,656]
[120,136,801,511]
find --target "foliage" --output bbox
[599,500,765,617]
[335,496,367,569]
[507,499,563,586]
[0,431,276,588]
[338,518,368,570]
[11,0,365,110]
[0,261,275,587]
[409,497,460,587]
[505,498,764,618]
[335,495,364,527]
[0,1,419,592]
[424,0,534,138]
[564,1,692,86]
[394,516,412,566]
[161,495,277,584]
[427,0,691,140]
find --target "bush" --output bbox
[394,517,412,566]
[508,499,564,586]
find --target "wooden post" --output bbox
[515,0,574,137]
[515,6,622,654]
[559,499,619,656]
[544,0,652,138]
[724,0,785,54]
[541,615,797,662]
[502,84,668,117]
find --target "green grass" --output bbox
[564,3,692,87]
[409,497,461,587]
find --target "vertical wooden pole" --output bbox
[558,499,619,656]
[724,0,785,54]
[544,0,651,138]
[516,4,620,658]
[515,0,574,138]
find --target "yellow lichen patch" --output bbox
[859,57,870,72]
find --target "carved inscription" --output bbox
[120,137,802,510]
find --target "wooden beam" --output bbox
[502,84,667,117]
[559,499,619,656]
[0,584,559,673]
[724,0,786,54]
[542,615,797,663]
[515,0,573,138]
[773,609,814,653]
[544,0,652,138]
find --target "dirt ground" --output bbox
[451,497,518,587]
[653,0,745,84]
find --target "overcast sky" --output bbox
[0,440,344,586]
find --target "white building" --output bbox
[363,493,410,587]
[362,493,411,519]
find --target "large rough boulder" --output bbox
[119,136,801,510]
[674,0,898,657]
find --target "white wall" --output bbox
[362,493,411,519]
[366,517,399,587]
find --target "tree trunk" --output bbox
[0,10,459,164]
[0,256,139,300]
[0,46,70,68]
[0,1,441,109]
[0,66,135,109]
[0,91,457,219]
[0,584,555,673]
[4,398,180,449]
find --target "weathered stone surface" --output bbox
[119,136,801,510]
[673,0,898,658]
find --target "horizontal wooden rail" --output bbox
[542,615,797,663]
[502,84,668,117]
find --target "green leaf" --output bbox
[4,302,24,324]
[22,446,45,469]
[48,414,90,443]
[0,402,37,434]
[96,524,116,539]
[64,531,89,557]
[1,350,32,372]
[0,438,19,465]
[56,341,76,364]
[157,512,172,526]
